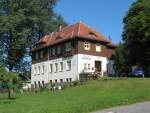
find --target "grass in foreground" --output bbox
[1,78,150,113]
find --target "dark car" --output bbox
[132,68,144,77]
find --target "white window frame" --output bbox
[84,42,90,50]
[96,44,101,52]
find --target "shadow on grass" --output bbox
[0,97,16,104]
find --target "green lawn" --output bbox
[1,78,150,113]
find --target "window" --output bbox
[60,79,63,83]
[40,51,44,58]
[88,63,90,70]
[35,52,39,59]
[84,63,87,70]
[55,79,57,83]
[38,81,40,88]
[52,47,55,55]
[57,46,61,54]
[69,78,72,82]
[49,48,52,56]
[66,60,71,71]
[41,65,44,74]
[35,67,37,74]
[50,80,52,85]
[38,66,40,74]
[84,42,90,50]
[60,62,63,72]
[49,64,53,73]
[66,78,69,82]
[96,44,101,52]
[34,81,37,88]
[55,63,58,72]
[42,81,44,87]
[65,42,71,51]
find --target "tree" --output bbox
[0,0,67,72]
[0,64,20,99]
[114,43,130,76]
[122,0,150,75]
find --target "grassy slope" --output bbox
[0,78,150,113]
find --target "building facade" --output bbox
[31,22,116,86]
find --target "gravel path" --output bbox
[91,101,150,113]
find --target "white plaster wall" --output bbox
[31,55,78,85]
[31,54,115,85]
[77,54,108,76]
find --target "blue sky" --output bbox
[54,0,136,44]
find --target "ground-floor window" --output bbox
[66,78,69,82]
[55,79,57,83]
[60,79,63,83]
[69,78,72,82]
[34,81,37,88]
[42,81,44,87]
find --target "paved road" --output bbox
[91,101,150,113]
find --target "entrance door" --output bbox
[95,61,102,72]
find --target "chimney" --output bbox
[57,25,62,32]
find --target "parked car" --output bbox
[132,68,144,77]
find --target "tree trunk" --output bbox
[8,88,11,99]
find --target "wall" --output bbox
[77,54,108,76]
[31,54,78,85]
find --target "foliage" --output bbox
[0,0,67,72]
[0,64,20,99]
[122,0,150,74]
[114,43,131,76]
[1,78,150,113]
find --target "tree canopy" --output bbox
[0,0,67,72]
[122,0,150,74]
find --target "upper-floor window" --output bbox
[65,42,71,52]
[96,44,101,52]
[52,47,55,55]
[35,52,39,60]
[66,60,71,71]
[84,42,90,50]
[57,46,61,54]
[40,51,44,58]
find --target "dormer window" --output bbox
[88,32,96,38]
[84,42,90,50]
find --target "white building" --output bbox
[31,22,116,87]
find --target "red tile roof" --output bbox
[33,22,116,50]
